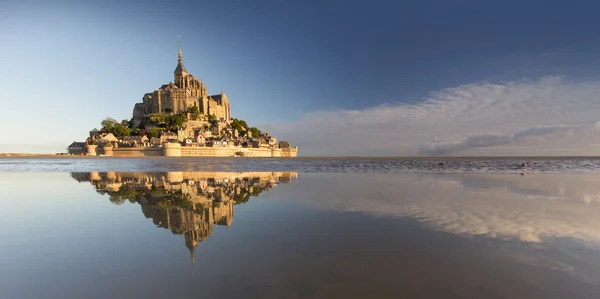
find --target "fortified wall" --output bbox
[90,143,298,157]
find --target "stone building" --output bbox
[131,37,231,128]
[67,141,86,155]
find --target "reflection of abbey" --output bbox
[71,171,298,263]
[131,38,231,126]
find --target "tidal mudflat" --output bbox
[1,159,600,298]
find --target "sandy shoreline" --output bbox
[2,154,600,160]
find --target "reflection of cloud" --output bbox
[427,174,600,203]
[269,173,600,283]
[263,76,600,156]
[282,173,600,247]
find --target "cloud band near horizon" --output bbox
[263,76,600,156]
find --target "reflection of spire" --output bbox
[184,230,198,264]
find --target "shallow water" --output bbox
[3,156,600,173]
[2,161,600,298]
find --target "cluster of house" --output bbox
[177,119,291,150]
[67,118,293,155]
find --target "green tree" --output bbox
[165,113,187,131]
[100,117,132,137]
[111,124,131,137]
[249,127,261,138]
[186,106,201,120]
[146,128,160,139]
[148,113,166,124]
[187,106,200,114]
[208,114,218,123]
[108,188,142,205]
[251,186,263,197]
[231,119,246,133]
[233,192,250,204]
[101,117,119,133]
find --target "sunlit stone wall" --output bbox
[106,145,298,157]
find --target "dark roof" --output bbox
[158,82,178,90]
[208,94,222,101]
[69,142,86,147]
[174,61,187,73]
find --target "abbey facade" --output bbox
[131,39,231,127]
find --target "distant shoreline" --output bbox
[2,154,600,160]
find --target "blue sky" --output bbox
[3,0,600,155]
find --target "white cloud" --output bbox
[263,76,600,156]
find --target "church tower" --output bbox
[174,35,188,88]
[184,230,198,264]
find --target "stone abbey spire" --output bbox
[174,35,187,87]
[178,35,183,62]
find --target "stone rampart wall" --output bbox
[92,144,298,157]
[112,147,163,156]
[180,147,276,157]
[281,148,298,157]
[181,147,238,157]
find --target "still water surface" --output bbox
[3,156,600,173]
[2,170,600,298]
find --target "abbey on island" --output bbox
[68,37,297,157]
[130,38,231,128]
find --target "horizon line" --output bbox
[2,153,600,160]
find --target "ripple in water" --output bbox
[2,157,600,173]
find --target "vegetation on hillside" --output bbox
[95,112,267,140]
[100,117,132,137]
[148,113,186,131]
[186,106,202,120]
[231,118,263,137]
